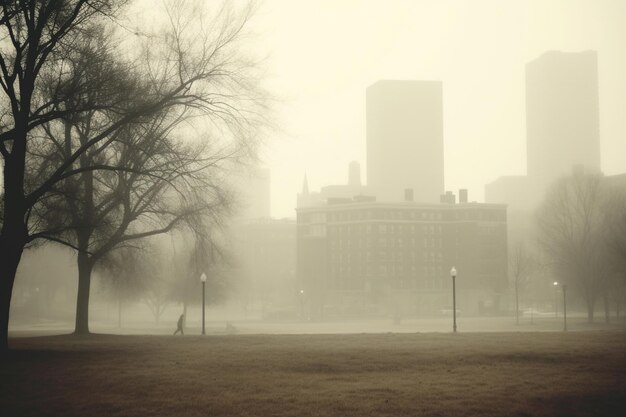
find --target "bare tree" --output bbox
[38,98,234,334]
[0,0,124,354]
[509,240,537,325]
[536,171,611,322]
[0,0,267,351]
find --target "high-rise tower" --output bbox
[526,50,600,186]
[366,80,444,203]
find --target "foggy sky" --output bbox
[253,0,626,217]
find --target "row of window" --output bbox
[303,222,503,240]
[330,251,444,263]
[329,279,445,291]
[330,237,443,249]
[330,264,445,277]
[321,209,505,223]
[327,210,444,222]
[329,224,444,235]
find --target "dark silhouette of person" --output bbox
[173,314,184,335]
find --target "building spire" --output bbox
[302,173,309,195]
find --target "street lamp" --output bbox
[200,272,207,335]
[299,289,305,320]
[553,281,559,318]
[450,266,457,333]
[554,281,567,331]
[562,283,567,332]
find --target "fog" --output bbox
[258,0,626,217]
[3,2,626,416]
[5,0,625,338]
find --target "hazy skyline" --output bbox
[255,0,626,217]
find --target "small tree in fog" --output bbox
[509,241,537,325]
[169,231,233,325]
[97,248,149,328]
[143,277,172,326]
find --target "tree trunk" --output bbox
[74,252,94,335]
[74,137,95,335]
[0,136,30,354]
[0,235,25,354]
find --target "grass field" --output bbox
[2,331,625,416]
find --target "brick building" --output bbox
[296,196,507,318]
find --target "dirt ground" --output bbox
[2,331,625,417]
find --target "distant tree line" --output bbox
[0,0,266,353]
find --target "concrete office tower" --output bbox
[366,80,444,203]
[526,51,600,186]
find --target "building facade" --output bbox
[366,80,444,203]
[297,197,507,318]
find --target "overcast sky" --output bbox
[248,0,626,218]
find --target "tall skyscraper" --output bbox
[366,80,444,203]
[526,50,600,186]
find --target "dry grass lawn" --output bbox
[2,331,625,416]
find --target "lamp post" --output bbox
[554,281,567,331]
[299,289,305,320]
[200,272,207,335]
[450,266,457,333]
[553,281,559,318]
[35,287,40,321]
[562,284,567,332]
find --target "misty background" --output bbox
[258,0,626,217]
[5,0,626,334]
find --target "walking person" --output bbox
[173,313,184,335]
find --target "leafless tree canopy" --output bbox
[536,172,625,322]
[0,0,268,349]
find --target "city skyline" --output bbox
[257,0,626,218]
[2,3,624,415]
